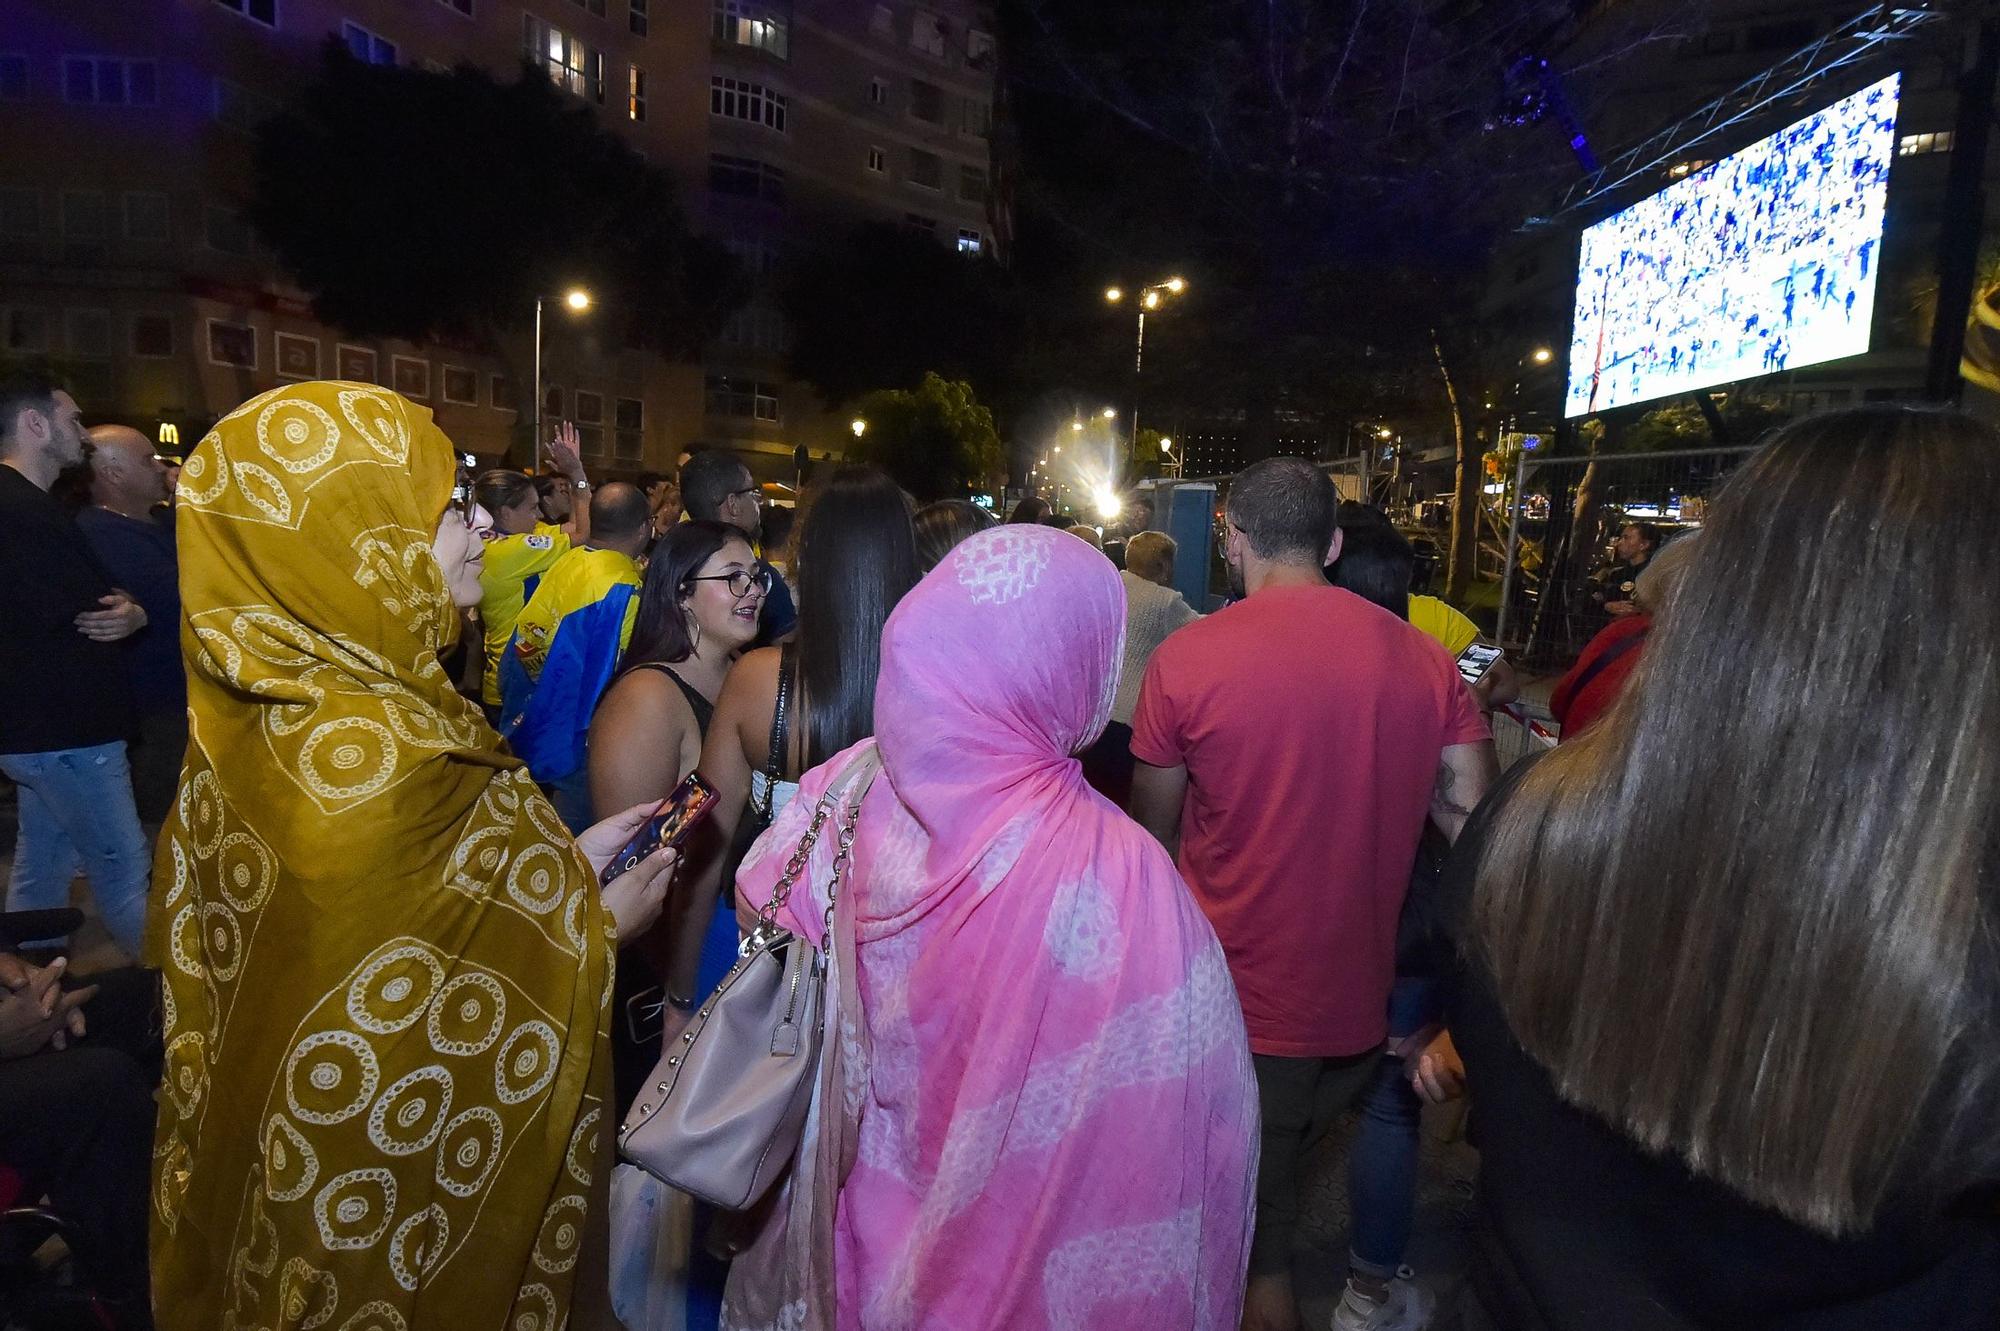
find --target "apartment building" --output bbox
[0,0,1001,478]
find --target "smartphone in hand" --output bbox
[599,771,719,886]
[1456,642,1504,688]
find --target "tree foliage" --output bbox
[847,373,1003,501]
[780,222,1021,409]
[250,43,745,355]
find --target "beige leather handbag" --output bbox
[617,754,877,1210]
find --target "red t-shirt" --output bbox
[1130,584,1489,1057]
[1549,615,1651,740]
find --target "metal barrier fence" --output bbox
[1495,445,1760,673]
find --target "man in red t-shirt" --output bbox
[1130,458,1495,1331]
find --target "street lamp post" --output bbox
[1105,276,1186,462]
[532,287,592,472]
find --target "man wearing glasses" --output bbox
[678,449,797,645]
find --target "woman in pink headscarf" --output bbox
[723,525,1258,1331]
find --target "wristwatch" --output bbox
[572,479,591,492]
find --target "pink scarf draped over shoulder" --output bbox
[727,526,1257,1331]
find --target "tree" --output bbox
[847,374,1003,501]
[780,222,1022,409]
[250,43,745,359]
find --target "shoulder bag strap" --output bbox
[756,645,794,823]
[1568,625,1650,702]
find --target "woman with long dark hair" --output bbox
[670,465,919,1027]
[1440,406,2000,1328]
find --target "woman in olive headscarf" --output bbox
[147,382,677,1330]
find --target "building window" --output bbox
[275,331,321,379]
[866,146,886,174]
[336,343,378,382]
[967,29,995,70]
[628,65,646,121]
[205,204,253,255]
[131,314,175,358]
[212,78,274,132]
[392,355,431,400]
[0,55,27,101]
[0,189,41,240]
[4,309,50,354]
[63,58,159,106]
[956,227,982,255]
[216,0,279,27]
[435,0,474,17]
[909,9,947,59]
[441,365,479,405]
[709,154,786,205]
[870,5,895,39]
[59,191,108,242]
[907,149,942,191]
[524,16,605,103]
[713,0,790,60]
[704,374,780,422]
[121,192,170,242]
[1897,131,1955,157]
[616,396,643,429]
[909,79,942,124]
[569,0,609,17]
[342,22,397,65]
[206,319,258,369]
[574,390,604,425]
[711,77,787,131]
[961,97,991,137]
[903,213,936,236]
[868,77,887,107]
[491,373,516,411]
[958,165,986,203]
[629,0,648,36]
[67,310,113,358]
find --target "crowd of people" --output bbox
[1,370,1995,1331]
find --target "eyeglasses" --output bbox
[686,568,773,599]
[729,486,765,506]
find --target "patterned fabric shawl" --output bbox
[725,525,1258,1331]
[147,382,614,1331]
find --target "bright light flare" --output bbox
[850,418,867,437]
[1104,286,1124,303]
[1101,406,1117,419]
[1532,347,1554,364]
[1164,276,1187,293]
[1142,290,1162,310]
[563,288,593,311]
[1093,487,1123,520]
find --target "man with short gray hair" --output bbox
[1129,456,1496,1331]
[1080,529,1198,803]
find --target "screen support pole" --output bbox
[1925,14,1999,403]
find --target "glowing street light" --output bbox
[1100,273,1188,457]
[1070,420,1084,433]
[850,418,867,437]
[1101,406,1117,420]
[533,285,594,471]
[1104,286,1124,304]
[1375,427,1393,439]
[1531,347,1554,364]
[1093,486,1123,521]
[1164,276,1187,294]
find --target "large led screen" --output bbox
[1566,74,1899,417]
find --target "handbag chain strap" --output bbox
[743,756,874,955]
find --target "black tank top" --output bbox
[623,662,715,738]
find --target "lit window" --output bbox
[711,77,787,132]
[713,0,790,60]
[216,0,278,27]
[524,16,604,103]
[1897,131,1955,157]
[956,228,982,255]
[342,22,397,65]
[628,66,646,121]
[629,0,647,36]
[866,146,886,173]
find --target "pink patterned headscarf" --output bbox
[726,526,1257,1331]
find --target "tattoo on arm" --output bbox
[1434,759,1477,820]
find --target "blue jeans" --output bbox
[1347,976,1443,1279]
[0,741,150,955]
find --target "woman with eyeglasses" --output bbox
[672,465,918,1033]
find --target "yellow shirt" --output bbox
[477,523,569,704]
[1407,594,1480,656]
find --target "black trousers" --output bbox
[1,966,159,1324]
